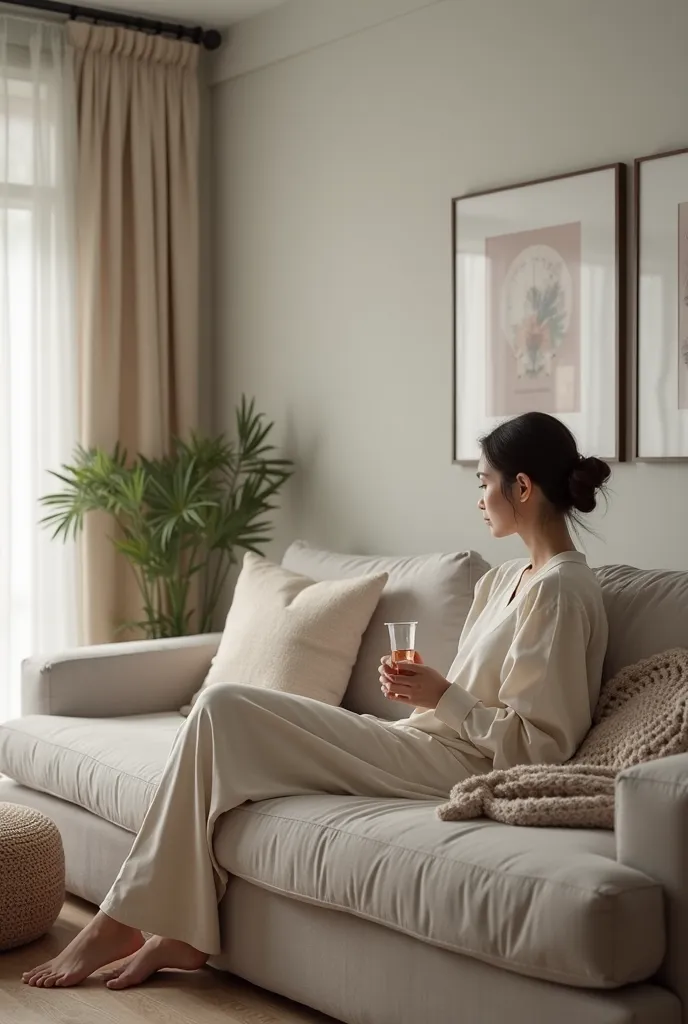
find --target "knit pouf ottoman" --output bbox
[0,803,65,951]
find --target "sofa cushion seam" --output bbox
[617,775,688,798]
[0,778,139,834]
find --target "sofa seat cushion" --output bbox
[215,794,664,989]
[0,714,182,833]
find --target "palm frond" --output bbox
[39,399,295,639]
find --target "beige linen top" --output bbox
[391,552,608,772]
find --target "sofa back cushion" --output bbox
[596,564,688,680]
[183,552,387,714]
[281,542,490,719]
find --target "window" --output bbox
[0,19,78,720]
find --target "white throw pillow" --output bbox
[181,552,387,715]
[281,542,490,720]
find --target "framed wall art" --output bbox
[636,147,688,460]
[452,163,625,463]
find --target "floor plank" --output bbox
[0,899,338,1024]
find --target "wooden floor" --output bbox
[0,898,338,1023]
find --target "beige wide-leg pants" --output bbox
[100,684,470,955]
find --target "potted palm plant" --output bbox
[40,397,294,638]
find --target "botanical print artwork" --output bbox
[485,222,581,417]
[679,202,688,410]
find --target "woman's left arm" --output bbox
[433,587,594,769]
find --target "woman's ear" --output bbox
[515,472,532,504]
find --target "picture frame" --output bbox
[635,147,688,460]
[452,163,626,464]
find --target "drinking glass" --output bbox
[385,621,418,671]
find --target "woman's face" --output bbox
[477,457,519,538]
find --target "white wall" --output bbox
[212,0,688,571]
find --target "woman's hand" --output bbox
[379,655,451,709]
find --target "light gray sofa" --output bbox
[1,545,688,1024]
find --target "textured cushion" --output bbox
[0,803,65,950]
[215,794,664,989]
[281,542,490,719]
[0,713,181,832]
[185,552,387,714]
[596,565,688,680]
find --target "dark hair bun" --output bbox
[568,456,611,514]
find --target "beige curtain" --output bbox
[69,22,200,643]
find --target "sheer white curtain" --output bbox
[0,16,79,721]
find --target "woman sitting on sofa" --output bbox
[25,411,611,990]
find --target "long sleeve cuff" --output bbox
[434,683,479,735]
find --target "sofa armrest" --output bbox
[616,754,688,1005]
[21,634,222,717]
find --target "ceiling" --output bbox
[84,0,287,29]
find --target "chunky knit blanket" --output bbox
[437,648,688,829]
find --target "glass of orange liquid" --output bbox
[385,621,418,671]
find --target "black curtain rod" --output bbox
[3,0,222,49]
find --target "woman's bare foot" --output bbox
[100,935,208,989]
[22,912,144,988]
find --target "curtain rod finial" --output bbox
[203,29,221,51]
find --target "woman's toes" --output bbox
[106,961,147,989]
[23,963,49,982]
